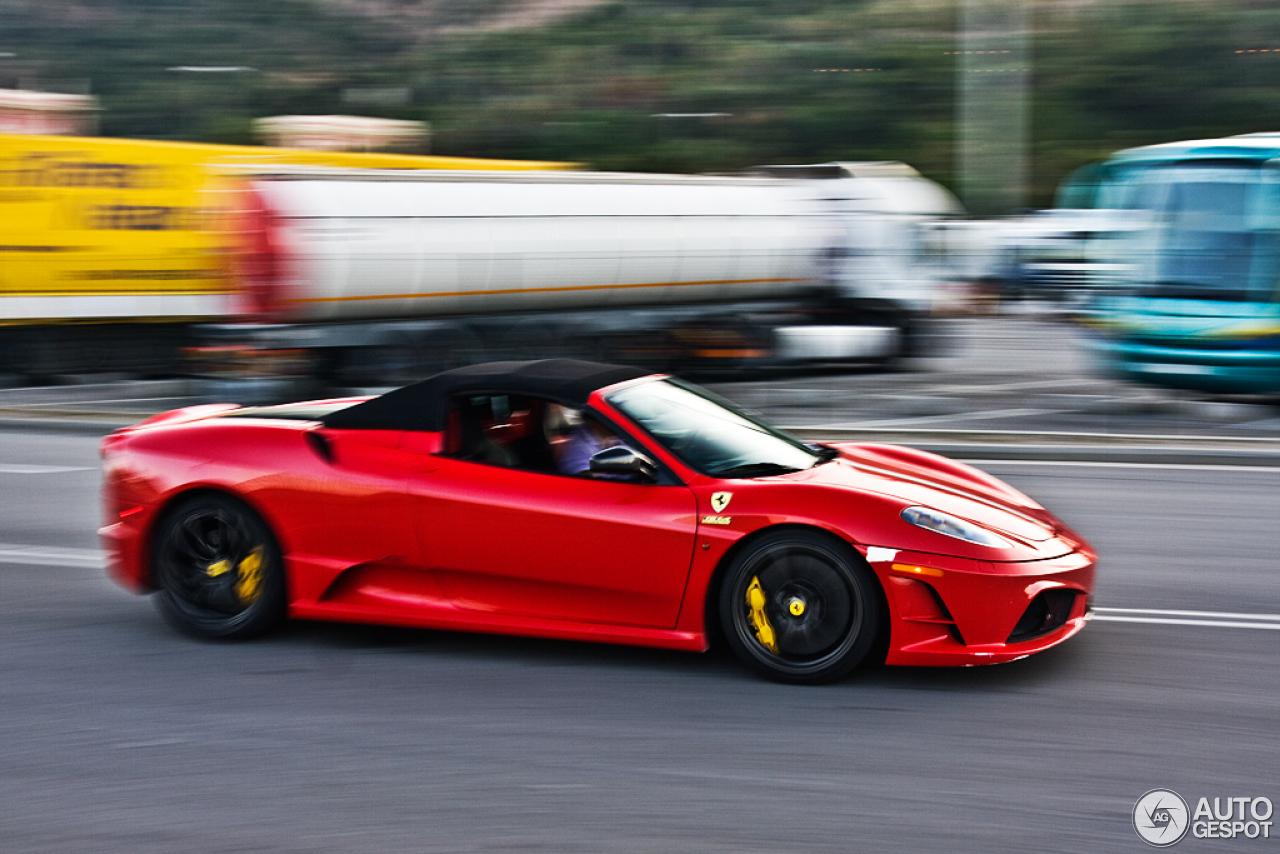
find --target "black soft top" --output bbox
[321,359,653,432]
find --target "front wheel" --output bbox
[719,531,883,684]
[151,493,286,639]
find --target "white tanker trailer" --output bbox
[200,161,963,389]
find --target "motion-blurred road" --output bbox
[2,316,1278,852]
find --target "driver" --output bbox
[545,403,623,476]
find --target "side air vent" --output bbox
[305,430,334,464]
[1007,589,1077,643]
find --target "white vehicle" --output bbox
[992,163,1127,305]
[201,162,965,388]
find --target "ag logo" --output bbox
[710,492,733,513]
[1134,789,1190,847]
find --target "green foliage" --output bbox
[6,0,1280,209]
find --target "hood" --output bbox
[795,443,1065,549]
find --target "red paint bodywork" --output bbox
[100,381,1096,667]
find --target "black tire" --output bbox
[151,493,286,640]
[719,530,883,684]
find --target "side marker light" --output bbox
[891,563,944,578]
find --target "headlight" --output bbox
[901,506,1011,548]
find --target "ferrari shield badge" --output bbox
[710,492,733,513]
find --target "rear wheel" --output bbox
[151,493,285,639]
[719,531,882,684]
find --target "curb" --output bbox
[785,426,1280,467]
[0,414,143,436]
[0,381,199,437]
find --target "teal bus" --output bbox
[1082,133,1280,394]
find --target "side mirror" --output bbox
[588,446,658,482]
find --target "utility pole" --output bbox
[956,0,1030,216]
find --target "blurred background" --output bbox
[3,0,1280,399]
[4,5,1280,853]
[3,0,1277,204]
[4,0,1279,205]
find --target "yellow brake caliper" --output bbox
[746,576,779,654]
[233,547,265,605]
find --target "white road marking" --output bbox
[0,543,104,568]
[109,738,190,750]
[927,377,1093,394]
[786,426,1280,444]
[1098,607,1280,621]
[958,459,1280,473]
[762,378,1089,397]
[1092,607,1280,630]
[0,464,94,474]
[801,408,1057,429]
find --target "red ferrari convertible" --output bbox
[101,359,1096,683]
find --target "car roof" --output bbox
[321,359,653,432]
[1111,133,1280,166]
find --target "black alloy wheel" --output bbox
[719,530,883,684]
[151,493,285,639]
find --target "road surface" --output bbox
[1,427,1275,852]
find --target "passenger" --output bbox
[477,401,532,467]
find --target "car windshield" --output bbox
[605,378,825,478]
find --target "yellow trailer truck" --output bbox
[0,132,567,377]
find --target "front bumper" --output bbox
[99,516,151,593]
[870,548,1095,667]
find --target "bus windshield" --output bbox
[1104,162,1280,301]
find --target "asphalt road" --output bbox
[2,429,1277,853]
